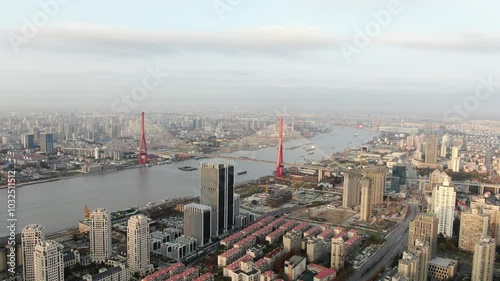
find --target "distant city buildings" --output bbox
[89,208,112,263]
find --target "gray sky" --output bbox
[1,0,500,118]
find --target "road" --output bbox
[346,204,418,281]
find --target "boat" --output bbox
[237,171,247,175]
[178,166,198,171]
[354,134,358,137]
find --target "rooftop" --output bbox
[429,257,457,268]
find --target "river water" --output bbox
[0,126,377,234]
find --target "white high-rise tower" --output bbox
[89,208,112,263]
[127,215,153,276]
[34,241,64,281]
[432,178,456,237]
[450,146,460,172]
[22,224,45,281]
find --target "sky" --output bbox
[1,0,500,118]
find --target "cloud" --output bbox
[378,32,500,52]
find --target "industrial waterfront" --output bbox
[0,126,376,234]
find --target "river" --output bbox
[0,126,377,234]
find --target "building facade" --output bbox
[431,179,456,237]
[22,224,46,281]
[33,241,64,281]
[127,214,153,276]
[40,133,54,154]
[330,237,345,271]
[89,209,112,263]
[363,167,386,205]
[342,170,361,209]
[408,213,438,259]
[425,135,438,165]
[183,203,212,247]
[471,236,496,281]
[458,212,489,252]
[200,161,235,237]
[360,178,372,222]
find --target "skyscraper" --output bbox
[470,198,500,244]
[471,236,496,281]
[459,212,489,252]
[431,178,456,237]
[22,134,35,149]
[89,208,112,263]
[440,134,449,157]
[22,224,46,281]
[200,161,235,236]
[360,178,372,222]
[342,170,361,209]
[330,237,345,271]
[409,213,438,258]
[425,135,438,164]
[127,215,153,275]
[397,251,420,281]
[450,146,460,172]
[40,133,54,154]
[363,167,386,205]
[34,241,64,281]
[183,203,212,247]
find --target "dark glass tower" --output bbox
[200,161,235,237]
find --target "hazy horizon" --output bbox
[1,0,500,119]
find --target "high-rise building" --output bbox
[283,231,302,254]
[342,170,361,209]
[431,178,456,237]
[392,165,407,185]
[22,224,46,281]
[450,146,460,172]
[459,212,489,252]
[360,178,372,222]
[200,161,235,237]
[183,203,212,247]
[408,213,438,258]
[363,167,386,205]
[127,215,153,275]
[397,251,420,281]
[89,208,112,263]
[440,134,449,158]
[425,135,438,164]
[40,133,54,154]
[22,134,35,149]
[33,241,64,281]
[425,170,449,193]
[411,240,430,281]
[470,198,500,244]
[330,237,345,271]
[471,236,496,281]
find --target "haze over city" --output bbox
[1,0,500,117]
